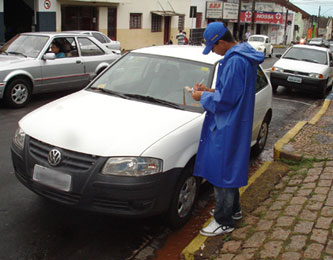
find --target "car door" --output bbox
[77,37,112,79]
[328,52,333,87]
[40,37,89,92]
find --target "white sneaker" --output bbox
[210,209,242,220]
[200,218,234,237]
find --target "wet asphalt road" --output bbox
[0,48,327,260]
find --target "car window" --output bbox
[48,37,78,58]
[248,36,264,42]
[283,47,327,65]
[77,37,105,56]
[256,66,268,93]
[92,32,106,43]
[4,35,49,58]
[103,34,111,43]
[89,53,214,111]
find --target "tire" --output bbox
[318,81,328,99]
[167,166,200,229]
[252,117,269,156]
[263,49,266,57]
[4,78,31,108]
[269,48,273,58]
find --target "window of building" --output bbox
[151,14,162,32]
[130,13,142,29]
[178,15,184,31]
[196,13,202,28]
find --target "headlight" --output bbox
[257,46,264,51]
[102,157,163,176]
[309,73,324,79]
[272,67,283,72]
[13,127,26,150]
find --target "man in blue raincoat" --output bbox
[190,22,264,236]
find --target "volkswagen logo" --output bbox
[48,148,62,166]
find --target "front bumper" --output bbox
[11,136,182,217]
[270,72,327,93]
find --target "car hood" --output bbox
[248,42,264,48]
[19,90,202,157]
[0,54,29,67]
[274,58,328,74]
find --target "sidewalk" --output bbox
[181,92,333,260]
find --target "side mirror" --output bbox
[43,53,56,60]
[275,54,282,58]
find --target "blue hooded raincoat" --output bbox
[193,42,265,188]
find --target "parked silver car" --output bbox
[0,32,120,108]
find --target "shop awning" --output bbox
[151,10,184,16]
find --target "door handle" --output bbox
[76,60,82,64]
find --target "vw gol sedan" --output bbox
[11,45,272,227]
[248,35,273,58]
[270,44,333,97]
[0,32,120,108]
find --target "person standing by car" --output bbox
[189,22,264,236]
[51,42,65,58]
[176,30,186,45]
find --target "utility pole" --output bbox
[284,8,289,45]
[251,0,256,33]
[237,0,242,41]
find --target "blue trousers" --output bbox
[213,187,241,227]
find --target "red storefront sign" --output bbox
[238,11,288,25]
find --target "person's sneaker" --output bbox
[209,209,242,220]
[200,219,234,237]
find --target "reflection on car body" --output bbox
[0,32,120,108]
[11,45,272,228]
[270,44,333,97]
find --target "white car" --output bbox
[11,45,272,227]
[270,44,333,97]
[248,35,273,58]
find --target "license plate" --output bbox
[33,165,71,192]
[287,76,302,83]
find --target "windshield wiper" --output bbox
[284,56,298,60]
[301,58,319,63]
[89,87,130,99]
[124,93,184,110]
[1,51,8,55]
[7,51,27,58]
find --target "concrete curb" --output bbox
[181,92,332,260]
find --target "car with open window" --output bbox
[270,44,333,97]
[0,32,120,108]
[11,45,272,227]
[247,34,273,58]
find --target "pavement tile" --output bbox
[321,206,333,217]
[326,240,333,255]
[296,188,313,196]
[303,175,319,183]
[270,227,290,240]
[284,204,302,216]
[243,232,266,248]
[262,198,274,205]
[222,241,242,253]
[320,173,333,180]
[281,176,290,183]
[276,193,293,201]
[232,249,256,260]
[302,182,316,189]
[305,201,324,211]
[318,179,333,187]
[276,216,295,227]
[231,225,252,240]
[316,217,333,229]
[314,162,325,168]
[294,220,314,234]
[329,191,333,198]
[315,187,331,194]
[303,243,324,259]
[264,211,280,220]
[326,161,333,167]
[259,241,282,258]
[308,167,323,175]
[324,167,333,173]
[288,179,303,186]
[256,219,273,231]
[324,256,333,260]
[286,235,307,251]
[269,200,287,210]
[217,254,235,260]
[326,198,333,206]
[311,228,329,244]
[274,183,285,190]
[299,209,318,221]
[311,194,328,202]
[243,215,259,225]
[280,252,301,260]
[284,186,298,193]
[252,206,267,216]
[290,196,307,205]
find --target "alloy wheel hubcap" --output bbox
[177,176,197,218]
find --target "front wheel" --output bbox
[167,166,200,229]
[269,48,273,58]
[4,78,31,108]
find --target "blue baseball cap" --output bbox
[202,22,228,55]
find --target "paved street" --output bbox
[0,51,328,260]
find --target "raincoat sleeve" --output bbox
[200,56,247,114]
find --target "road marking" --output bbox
[273,97,313,106]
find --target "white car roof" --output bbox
[290,44,328,52]
[249,34,268,38]
[131,45,222,65]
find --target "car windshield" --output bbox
[3,35,49,58]
[88,53,214,112]
[248,36,265,42]
[283,47,327,65]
